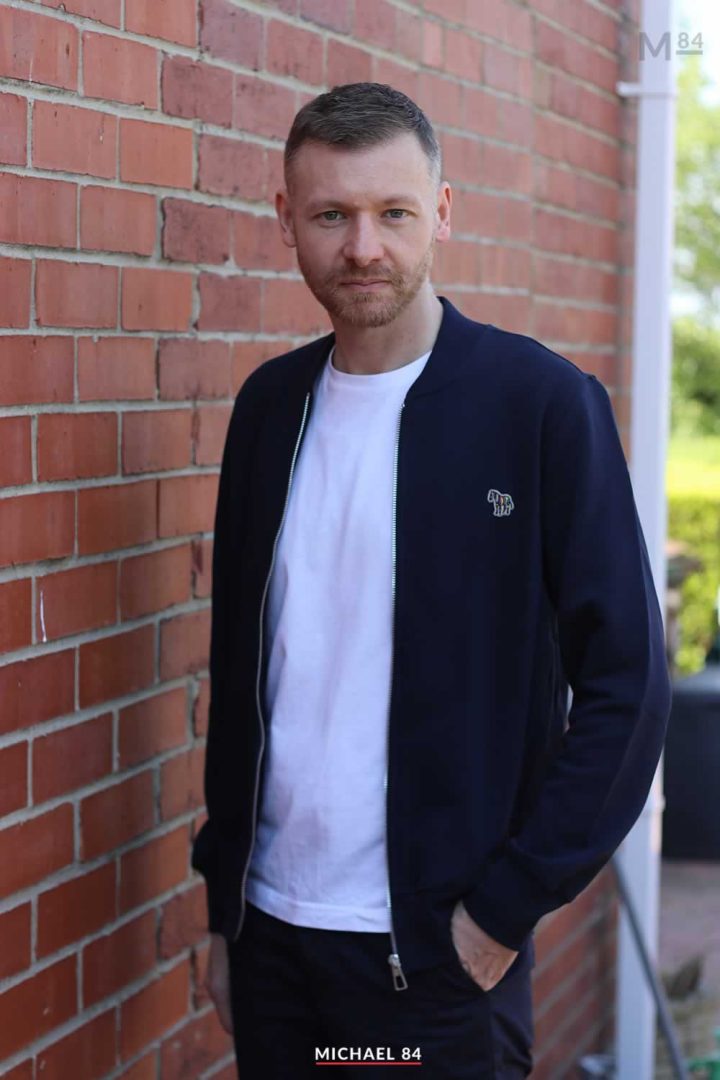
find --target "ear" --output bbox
[435,182,452,243]
[275,188,297,249]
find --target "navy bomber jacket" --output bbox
[190,293,672,990]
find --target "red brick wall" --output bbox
[0,0,638,1076]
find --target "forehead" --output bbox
[289,132,432,203]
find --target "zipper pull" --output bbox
[388,952,409,991]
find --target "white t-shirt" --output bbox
[244,342,431,930]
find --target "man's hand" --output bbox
[205,932,234,1035]
[450,899,519,991]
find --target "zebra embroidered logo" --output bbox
[487,489,515,517]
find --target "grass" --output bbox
[666,434,720,497]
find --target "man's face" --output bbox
[276,132,451,328]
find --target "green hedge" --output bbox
[667,492,720,675]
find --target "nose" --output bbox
[341,214,385,267]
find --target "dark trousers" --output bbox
[228,900,534,1079]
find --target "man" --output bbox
[191,82,671,1078]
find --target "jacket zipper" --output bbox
[386,399,408,990]
[233,391,313,943]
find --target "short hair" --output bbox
[284,82,442,195]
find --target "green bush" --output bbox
[667,492,720,675]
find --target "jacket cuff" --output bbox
[461,848,562,952]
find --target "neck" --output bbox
[330,287,443,375]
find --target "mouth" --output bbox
[341,280,390,289]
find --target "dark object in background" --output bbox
[662,650,720,860]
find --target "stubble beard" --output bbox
[296,233,437,329]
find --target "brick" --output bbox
[0,804,74,900]
[197,273,261,331]
[160,746,205,820]
[0,173,77,249]
[36,1009,117,1080]
[0,416,32,486]
[0,648,75,735]
[81,186,156,256]
[118,1053,156,1079]
[326,39,373,86]
[0,489,75,568]
[194,404,232,466]
[198,135,267,200]
[1,1064,33,1080]
[120,544,192,621]
[233,74,297,139]
[0,93,27,166]
[162,56,233,128]
[83,911,156,1005]
[38,411,118,481]
[0,904,31,980]
[122,408,193,474]
[160,1009,232,1079]
[83,31,158,108]
[535,206,616,261]
[199,0,262,66]
[78,336,156,402]
[0,742,28,818]
[0,257,32,327]
[119,825,188,912]
[160,884,206,959]
[41,0,121,27]
[118,686,188,768]
[37,862,116,956]
[261,278,329,334]
[192,937,211,1010]
[0,578,32,652]
[371,59,419,104]
[78,479,157,554]
[78,624,155,709]
[535,114,618,180]
[160,609,210,681]
[120,961,190,1061]
[477,243,531,291]
[37,562,117,642]
[192,538,212,598]
[158,338,231,401]
[80,769,155,860]
[233,210,293,271]
[0,336,73,406]
[36,260,118,329]
[455,84,500,142]
[126,0,197,46]
[480,143,533,194]
[122,268,194,332]
[158,474,218,538]
[0,956,77,1059]
[163,198,231,265]
[232,339,287,391]
[266,19,324,84]
[34,714,113,802]
[300,0,352,32]
[193,678,209,737]
[33,101,116,178]
[0,8,78,90]
[536,21,616,95]
[120,119,194,189]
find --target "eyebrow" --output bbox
[306,194,422,213]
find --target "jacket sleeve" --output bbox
[190,369,263,935]
[461,371,672,952]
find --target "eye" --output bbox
[320,211,343,221]
[385,209,408,219]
